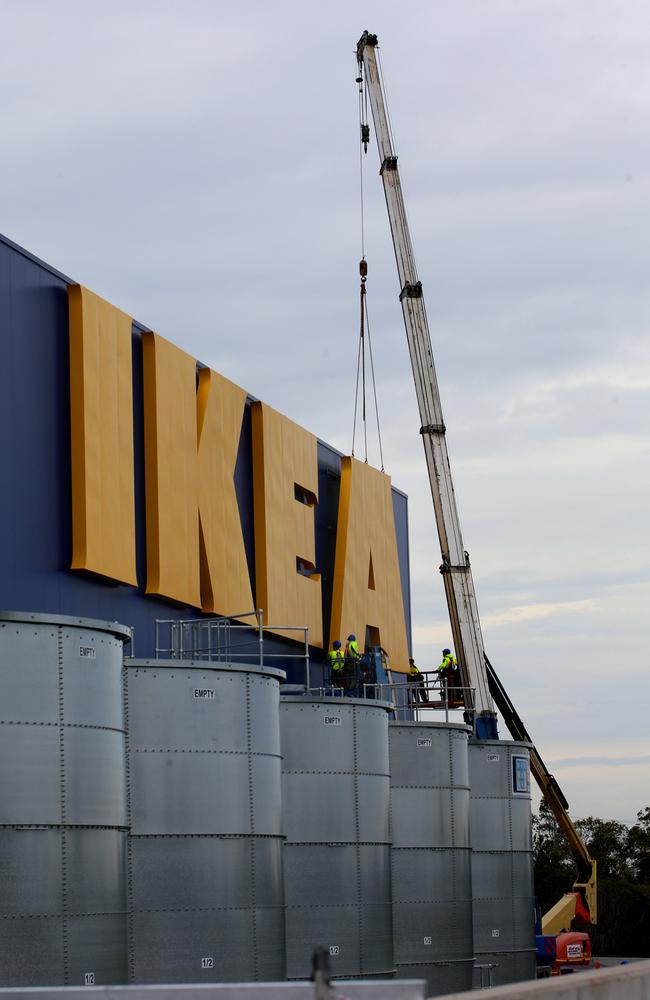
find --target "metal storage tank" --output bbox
[469,740,536,986]
[125,659,285,984]
[281,695,393,980]
[389,721,474,996]
[0,611,131,987]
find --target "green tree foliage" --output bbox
[532,801,650,956]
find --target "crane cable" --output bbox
[351,57,385,471]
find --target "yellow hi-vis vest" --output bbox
[346,639,361,659]
[328,649,344,672]
[438,653,457,672]
[409,662,422,678]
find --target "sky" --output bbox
[1,0,649,824]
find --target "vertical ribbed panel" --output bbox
[0,612,130,986]
[469,740,536,986]
[125,660,285,984]
[281,697,393,979]
[389,722,474,996]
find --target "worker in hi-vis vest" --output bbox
[328,641,344,685]
[408,656,427,704]
[437,647,459,700]
[345,634,361,660]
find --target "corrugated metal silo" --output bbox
[389,721,474,996]
[469,740,536,985]
[281,695,393,980]
[125,659,285,984]
[0,611,131,986]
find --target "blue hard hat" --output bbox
[348,634,356,641]
[442,648,451,655]
[333,640,341,649]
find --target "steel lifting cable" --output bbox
[351,56,385,470]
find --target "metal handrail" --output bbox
[363,673,475,722]
[155,609,311,688]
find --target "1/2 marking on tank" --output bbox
[486,753,500,762]
[329,945,340,956]
[423,936,432,946]
[193,689,215,700]
[491,929,500,938]
[417,737,432,748]
[84,973,95,986]
[324,716,342,726]
[79,645,96,659]
[201,957,214,969]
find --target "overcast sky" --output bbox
[2,0,649,824]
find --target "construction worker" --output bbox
[437,647,460,702]
[327,640,344,686]
[408,656,427,704]
[345,634,361,660]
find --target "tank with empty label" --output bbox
[125,659,285,984]
[281,695,394,979]
[469,740,536,986]
[389,721,474,996]
[0,611,131,987]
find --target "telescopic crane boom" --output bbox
[356,31,497,738]
[355,29,596,932]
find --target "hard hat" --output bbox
[408,657,415,664]
[442,648,451,655]
[348,634,356,641]
[333,640,341,649]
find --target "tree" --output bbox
[574,816,631,881]
[627,807,650,883]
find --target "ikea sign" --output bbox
[68,285,410,670]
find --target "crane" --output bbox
[355,30,497,740]
[355,29,597,944]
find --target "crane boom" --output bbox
[355,29,597,931]
[356,31,497,735]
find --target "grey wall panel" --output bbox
[360,903,393,973]
[358,846,392,904]
[472,951,536,987]
[0,726,61,824]
[282,773,357,843]
[65,830,126,914]
[254,907,287,981]
[391,849,471,904]
[281,697,392,981]
[285,906,361,980]
[469,741,535,988]
[0,625,59,722]
[471,897,515,950]
[391,788,454,849]
[131,910,257,984]
[469,798,510,852]
[389,723,473,998]
[253,839,285,907]
[127,669,248,752]
[125,660,284,985]
[0,614,129,987]
[357,774,391,843]
[66,914,128,986]
[284,845,358,906]
[0,829,62,915]
[250,754,283,836]
[61,630,124,730]
[355,707,391,775]
[281,702,356,772]
[64,728,127,826]
[248,675,282,757]
[0,917,64,987]
[130,837,252,910]
[130,751,251,835]
[397,960,474,996]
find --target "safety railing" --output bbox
[154,610,311,688]
[364,671,475,722]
